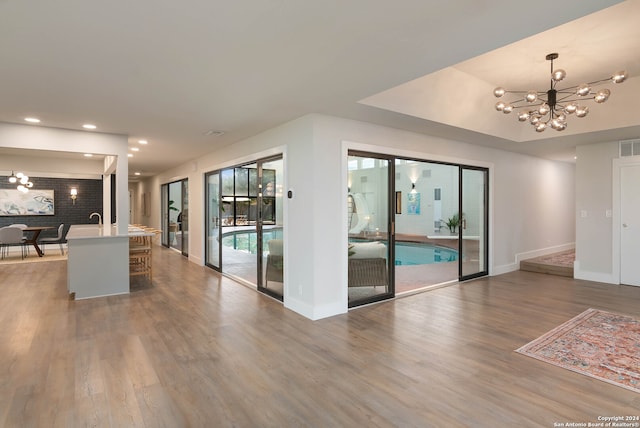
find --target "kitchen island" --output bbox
[66,224,153,299]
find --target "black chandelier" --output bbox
[493,53,627,132]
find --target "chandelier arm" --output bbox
[556,93,579,103]
[509,100,545,109]
[556,97,596,104]
[501,90,536,95]
[556,78,613,93]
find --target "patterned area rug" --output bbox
[516,308,640,393]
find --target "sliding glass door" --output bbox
[205,156,284,301]
[347,150,489,308]
[206,172,221,270]
[258,157,284,300]
[347,152,393,307]
[393,159,459,293]
[162,178,188,256]
[460,167,488,279]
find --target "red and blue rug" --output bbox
[516,308,640,393]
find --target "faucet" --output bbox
[89,212,102,225]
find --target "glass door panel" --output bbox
[221,164,258,284]
[181,180,189,256]
[206,172,221,270]
[393,160,459,293]
[259,157,284,301]
[168,181,182,252]
[161,184,169,246]
[460,168,488,279]
[347,153,392,307]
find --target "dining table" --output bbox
[22,226,54,257]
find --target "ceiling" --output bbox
[1,0,637,178]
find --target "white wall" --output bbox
[145,114,576,320]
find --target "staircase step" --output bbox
[520,250,575,277]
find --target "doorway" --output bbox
[161,179,188,256]
[620,163,640,286]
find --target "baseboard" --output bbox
[188,254,203,266]
[492,262,519,276]
[573,260,617,284]
[285,296,347,320]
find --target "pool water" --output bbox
[223,231,457,266]
[349,239,458,265]
[221,228,283,254]
[393,242,457,265]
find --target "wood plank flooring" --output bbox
[1,245,639,427]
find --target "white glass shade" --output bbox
[493,87,505,97]
[535,122,547,132]
[576,84,591,96]
[564,103,577,114]
[552,69,566,82]
[518,111,530,122]
[551,118,567,131]
[495,101,505,111]
[594,89,610,103]
[575,106,589,118]
[612,70,627,84]
[525,91,537,103]
[538,103,550,115]
[502,104,513,114]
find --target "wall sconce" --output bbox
[410,182,417,194]
[70,188,78,204]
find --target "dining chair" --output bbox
[0,226,28,260]
[39,223,66,255]
[8,223,29,255]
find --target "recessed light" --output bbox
[83,124,97,130]
[25,117,40,123]
[134,172,141,176]
[130,147,140,152]
[84,153,93,157]
[138,140,148,145]
[128,153,133,158]
[204,130,225,137]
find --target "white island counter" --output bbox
[66,224,152,299]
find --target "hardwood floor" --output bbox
[1,245,639,427]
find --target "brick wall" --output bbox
[0,176,103,241]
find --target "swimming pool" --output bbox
[223,231,457,265]
[221,228,283,254]
[350,239,458,265]
[393,241,458,265]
